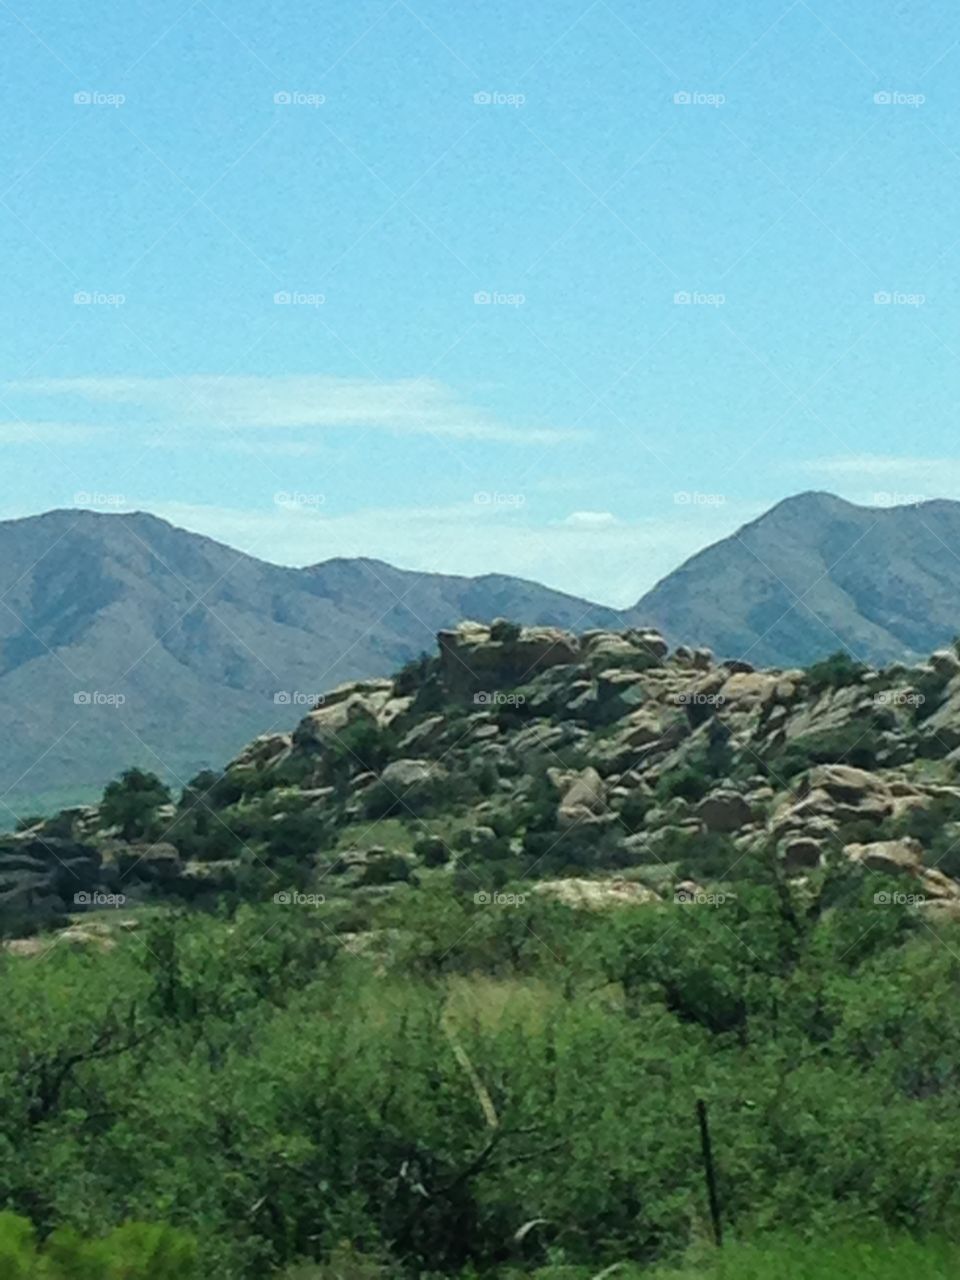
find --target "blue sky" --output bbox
[1,0,959,604]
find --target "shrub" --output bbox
[99,768,172,841]
[805,650,867,694]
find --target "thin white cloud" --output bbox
[0,421,104,443]
[119,498,754,607]
[563,510,619,527]
[797,454,960,479]
[5,375,583,445]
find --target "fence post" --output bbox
[696,1098,723,1247]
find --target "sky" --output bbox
[2,0,960,605]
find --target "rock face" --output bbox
[0,835,102,925]
[695,789,754,834]
[533,878,661,910]
[844,838,924,876]
[14,617,960,941]
[437,621,581,695]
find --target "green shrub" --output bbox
[805,651,867,694]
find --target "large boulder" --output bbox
[0,834,102,924]
[293,687,391,745]
[533,877,660,910]
[695,789,754,834]
[437,621,580,696]
[844,838,924,876]
[550,766,606,827]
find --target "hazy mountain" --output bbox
[0,510,627,812]
[635,492,960,667]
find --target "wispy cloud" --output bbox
[115,497,753,606]
[797,454,960,479]
[4,375,583,446]
[0,421,104,444]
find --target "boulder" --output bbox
[629,629,669,660]
[437,621,580,695]
[844,838,924,876]
[533,877,660,910]
[113,842,183,883]
[779,835,824,873]
[930,649,960,678]
[551,766,606,827]
[380,758,447,796]
[695,789,754,834]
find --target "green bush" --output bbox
[804,651,867,694]
[99,768,172,841]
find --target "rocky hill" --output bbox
[8,618,960,944]
[0,510,625,812]
[8,494,960,816]
[636,491,960,667]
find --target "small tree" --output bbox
[99,768,172,841]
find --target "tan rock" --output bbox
[533,877,660,910]
[844,838,924,876]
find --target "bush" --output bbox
[99,768,172,841]
[805,651,867,694]
[0,1213,199,1279]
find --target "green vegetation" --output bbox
[99,769,172,841]
[3,863,960,1277]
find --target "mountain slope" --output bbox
[634,492,960,667]
[0,510,627,811]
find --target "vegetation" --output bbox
[2,861,960,1277]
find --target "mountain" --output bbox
[0,510,627,813]
[634,492,960,668]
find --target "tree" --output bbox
[99,768,172,841]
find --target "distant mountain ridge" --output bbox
[635,491,960,667]
[4,493,960,812]
[0,509,627,812]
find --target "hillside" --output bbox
[0,510,625,812]
[9,616,960,937]
[6,620,960,1276]
[635,491,960,666]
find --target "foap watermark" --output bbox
[74,890,126,908]
[674,290,725,306]
[673,90,725,108]
[474,691,526,707]
[274,90,326,107]
[74,691,125,707]
[674,491,725,506]
[873,90,924,108]
[74,291,125,306]
[73,491,124,508]
[874,290,924,307]
[675,888,727,905]
[74,90,125,107]
[474,290,525,306]
[274,691,325,707]
[874,890,925,906]
[274,890,326,906]
[874,690,925,708]
[871,491,925,507]
[473,90,525,107]
[274,490,325,510]
[274,290,325,307]
[673,691,726,708]
[474,890,527,906]
[474,490,525,507]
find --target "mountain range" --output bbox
[2,491,958,812]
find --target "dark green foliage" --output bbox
[774,722,886,778]
[99,768,172,841]
[2,881,960,1277]
[804,651,867,694]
